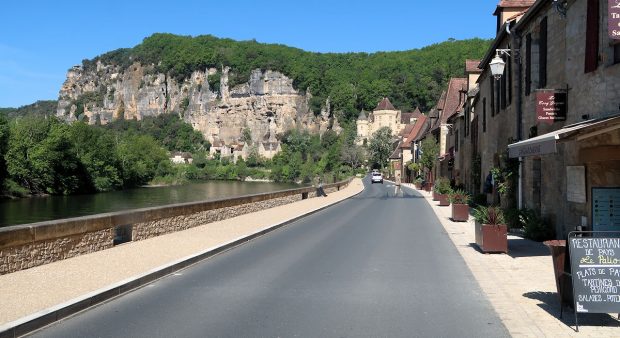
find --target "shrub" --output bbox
[433,177,452,194]
[472,205,505,225]
[520,209,554,242]
[448,189,470,204]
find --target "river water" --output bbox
[0,180,300,227]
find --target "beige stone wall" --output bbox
[0,229,113,275]
[0,181,349,275]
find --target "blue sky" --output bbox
[0,0,501,107]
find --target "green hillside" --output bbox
[83,33,490,122]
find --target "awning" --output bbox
[508,115,620,158]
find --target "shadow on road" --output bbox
[522,291,620,330]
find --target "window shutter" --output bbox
[539,17,547,88]
[525,34,532,96]
[585,0,600,73]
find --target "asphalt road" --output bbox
[31,178,509,338]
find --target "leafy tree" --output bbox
[419,137,439,174]
[116,134,169,187]
[367,127,393,169]
[0,113,9,189]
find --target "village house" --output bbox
[169,151,193,164]
[455,0,620,237]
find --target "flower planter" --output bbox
[437,193,449,206]
[423,183,432,192]
[543,240,573,305]
[415,183,422,190]
[475,221,508,253]
[451,203,469,221]
[432,191,438,201]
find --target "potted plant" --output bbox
[449,189,470,221]
[433,177,452,206]
[472,205,508,253]
[414,177,423,190]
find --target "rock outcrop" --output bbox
[57,62,340,144]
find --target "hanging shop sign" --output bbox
[536,90,567,124]
[610,0,620,39]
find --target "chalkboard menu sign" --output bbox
[569,236,620,313]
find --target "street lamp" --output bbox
[489,49,510,80]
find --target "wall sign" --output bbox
[536,91,567,124]
[592,188,620,232]
[567,166,586,203]
[569,235,620,314]
[610,0,620,39]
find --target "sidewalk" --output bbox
[404,183,620,337]
[0,179,364,335]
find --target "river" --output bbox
[0,180,301,227]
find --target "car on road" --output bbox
[371,172,383,184]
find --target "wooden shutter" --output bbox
[539,17,547,88]
[525,34,532,96]
[585,0,600,73]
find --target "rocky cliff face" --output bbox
[57,62,340,144]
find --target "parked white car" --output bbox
[371,172,383,184]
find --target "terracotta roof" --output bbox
[401,113,414,124]
[389,144,402,159]
[399,124,415,137]
[465,59,481,73]
[412,107,423,117]
[401,114,429,148]
[412,116,432,142]
[494,0,535,15]
[375,97,396,111]
[440,78,467,124]
[496,0,535,7]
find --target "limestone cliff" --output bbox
[56,62,341,144]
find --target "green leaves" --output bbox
[367,127,392,169]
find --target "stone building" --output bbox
[356,97,417,145]
[464,0,620,237]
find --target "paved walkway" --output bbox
[0,179,364,332]
[404,183,620,337]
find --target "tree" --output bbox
[340,143,364,169]
[0,113,8,189]
[419,137,439,176]
[367,127,393,170]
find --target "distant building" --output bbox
[356,97,416,145]
[170,152,193,164]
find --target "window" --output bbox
[483,98,487,132]
[539,17,548,88]
[585,0,600,73]
[490,79,495,116]
[525,33,532,96]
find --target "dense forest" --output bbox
[0,100,57,119]
[83,33,490,121]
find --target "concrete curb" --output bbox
[0,188,363,338]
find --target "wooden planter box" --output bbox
[451,203,469,221]
[432,191,438,200]
[475,222,508,253]
[437,193,449,206]
[423,183,432,192]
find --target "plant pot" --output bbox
[437,193,449,206]
[423,183,432,192]
[432,191,438,201]
[415,183,422,189]
[543,240,573,306]
[475,221,508,253]
[451,203,469,221]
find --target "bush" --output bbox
[448,189,470,204]
[520,209,554,242]
[433,177,452,194]
[472,205,505,225]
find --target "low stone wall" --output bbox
[0,180,350,275]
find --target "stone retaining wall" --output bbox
[0,180,349,275]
